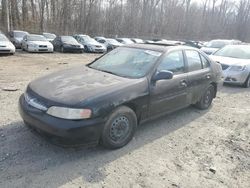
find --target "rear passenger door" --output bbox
[184,50,212,104]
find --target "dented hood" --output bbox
[28,66,141,106]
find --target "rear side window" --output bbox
[200,54,210,68]
[185,50,202,72]
[158,51,185,74]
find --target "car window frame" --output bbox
[184,49,204,72]
[156,50,187,76]
[199,53,211,69]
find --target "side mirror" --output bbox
[152,70,173,82]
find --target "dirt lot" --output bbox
[0,51,249,188]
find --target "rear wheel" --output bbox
[101,106,137,149]
[243,75,250,88]
[195,84,215,110]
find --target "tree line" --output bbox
[1,0,250,42]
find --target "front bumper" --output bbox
[18,94,104,146]
[63,46,84,53]
[27,46,53,53]
[222,69,249,85]
[89,47,106,53]
[0,47,15,54]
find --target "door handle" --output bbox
[180,80,188,88]
[205,74,211,79]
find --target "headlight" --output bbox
[229,65,246,71]
[46,106,92,120]
[29,43,37,48]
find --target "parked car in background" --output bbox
[116,38,134,44]
[183,40,204,49]
[8,30,29,48]
[131,38,144,43]
[21,34,53,53]
[0,33,15,55]
[210,45,250,88]
[19,44,222,149]
[52,36,84,53]
[201,39,241,55]
[73,34,106,53]
[96,38,123,51]
[43,32,56,42]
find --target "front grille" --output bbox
[221,63,230,70]
[39,45,47,48]
[0,45,6,47]
[95,45,102,48]
[38,49,48,52]
[0,49,10,52]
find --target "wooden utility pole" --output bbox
[6,0,10,32]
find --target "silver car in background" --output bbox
[201,39,241,55]
[0,33,15,55]
[8,30,29,48]
[21,34,53,53]
[210,45,250,88]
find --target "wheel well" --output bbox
[211,82,217,98]
[123,103,140,123]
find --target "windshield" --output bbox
[61,36,77,43]
[107,39,121,45]
[0,34,9,42]
[84,37,97,43]
[214,45,250,59]
[27,35,47,41]
[14,31,28,38]
[43,33,56,39]
[205,40,230,48]
[89,47,162,78]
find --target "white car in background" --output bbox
[210,45,250,88]
[201,39,241,55]
[21,34,53,52]
[0,33,15,55]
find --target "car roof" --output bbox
[123,43,197,52]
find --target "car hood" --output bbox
[210,55,250,66]
[87,41,103,46]
[28,66,144,106]
[28,41,52,46]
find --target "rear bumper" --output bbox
[18,94,104,146]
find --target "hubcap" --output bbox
[204,89,212,105]
[110,116,130,142]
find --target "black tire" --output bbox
[195,84,215,110]
[243,74,250,88]
[101,106,137,149]
[84,45,89,53]
[60,46,65,53]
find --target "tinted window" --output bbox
[186,50,202,71]
[200,54,210,68]
[158,51,185,74]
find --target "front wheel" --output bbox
[195,85,215,110]
[101,106,137,149]
[60,46,65,53]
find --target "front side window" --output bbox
[186,50,202,72]
[157,51,185,74]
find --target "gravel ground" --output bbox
[0,51,249,188]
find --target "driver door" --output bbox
[149,50,189,117]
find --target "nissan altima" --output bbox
[210,45,250,88]
[19,44,222,149]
